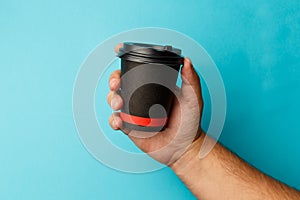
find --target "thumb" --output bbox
[180,58,203,104]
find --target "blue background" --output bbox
[1,0,299,199]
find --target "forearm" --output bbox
[171,133,300,200]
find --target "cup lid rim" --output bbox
[117,42,183,58]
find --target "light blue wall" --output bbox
[0,0,299,199]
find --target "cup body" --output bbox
[117,43,183,132]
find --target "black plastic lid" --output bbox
[117,42,183,65]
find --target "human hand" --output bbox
[107,44,204,165]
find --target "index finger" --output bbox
[114,43,123,54]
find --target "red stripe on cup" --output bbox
[120,112,167,127]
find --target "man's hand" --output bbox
[106,44,204,165]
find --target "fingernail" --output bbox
[111,97,118,110]
[110,78,117,88]
[112,119,118,129]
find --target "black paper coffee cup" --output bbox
[117,42,183,132]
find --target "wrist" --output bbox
[170,131,217,198]
[170,130,206,175]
